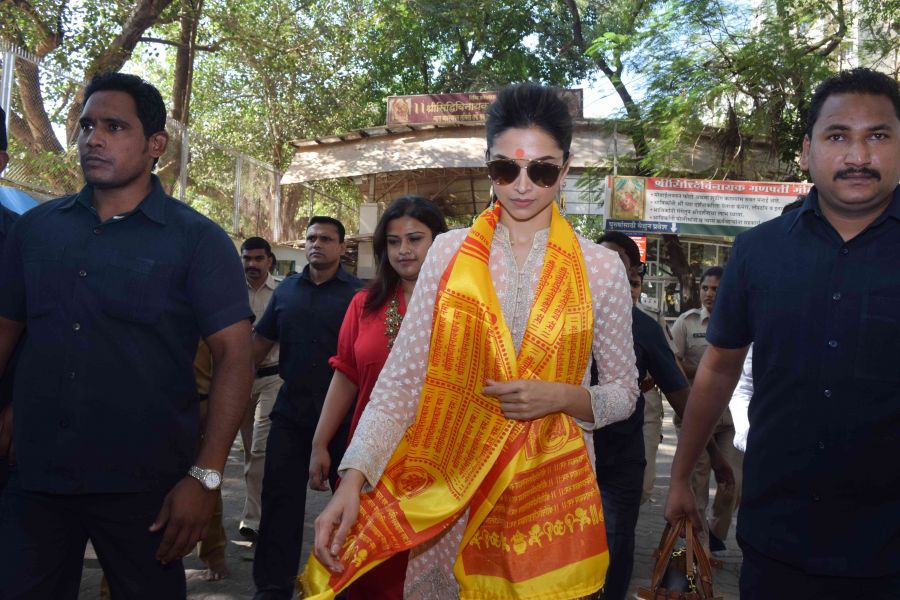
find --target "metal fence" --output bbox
[0,42,283,241]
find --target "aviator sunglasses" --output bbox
[486,158,565,188]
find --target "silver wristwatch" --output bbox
[188,465,223,491]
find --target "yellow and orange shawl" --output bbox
[303,203,608,599]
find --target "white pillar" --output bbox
[357,202,380,280]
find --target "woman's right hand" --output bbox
[313,469,365,573]
[308,444,331,491]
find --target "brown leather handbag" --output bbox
[637,518,723,600]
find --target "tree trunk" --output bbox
[164,0,203,195]
[280,185,306,242]
[560,0,651,176]
[14,53,64,154]
[171,0,203,125]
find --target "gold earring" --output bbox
[558,190,567,216]
[488,185,497,210]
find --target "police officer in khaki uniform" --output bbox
[238,237,283,540]
[671,265,743,551]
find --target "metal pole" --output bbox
[1,51,15,120]
[233,154,242,235]
[273,170,282,242]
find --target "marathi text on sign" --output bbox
[386,90,584,126]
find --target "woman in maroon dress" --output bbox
[308,195,447,599]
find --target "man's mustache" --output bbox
[834,167,881,180]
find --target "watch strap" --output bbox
[188,465,222,490]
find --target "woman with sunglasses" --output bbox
[305,83,637,600]
[307,195,447,600]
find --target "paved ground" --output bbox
[79,414,741,599]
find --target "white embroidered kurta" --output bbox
[341,224,639,599]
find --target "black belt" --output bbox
[256,365,279,378]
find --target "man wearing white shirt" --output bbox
[729,345,752,453]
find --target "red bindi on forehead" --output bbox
[514,148,525,158]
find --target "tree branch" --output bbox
[561,0,649,172]
[2,0,62,57]
[14,58,64,154]
[803,0,846,56]
[562,0,585,48]
[626,0,648,33]
[87,0,178,74]
[139,36,220,52]
[64,0,177,138]
[54,0,67,47]
[7,108,36,148]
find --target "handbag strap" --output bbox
[692,528,718,597]
[648,518,686,589]
[685,523,696,590]
[641,518,723,600]
[683,521,718,598]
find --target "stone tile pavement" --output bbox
[79,414,741,599]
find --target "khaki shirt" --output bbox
[194,340,213,397]
[670,306,710,382]
[249,273,279,367]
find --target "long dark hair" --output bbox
[364,195,448,315]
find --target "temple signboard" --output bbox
[386,89,583,126]
[605,176,812,236]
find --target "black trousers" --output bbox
[0,469,185,600]
[740,537,900,600]
[595,429,645,600]
[252,413,347,600]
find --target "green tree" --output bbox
[1,0,175,192]
[361,0,591,99]
[564,0,896,181]
[138,0,597,237]
[638,0,853,180]
[560,0,895,308]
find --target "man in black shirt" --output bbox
[0,73,254,598]
[251,216,361,599]
[0,105,16,493]
[666,68,900,596]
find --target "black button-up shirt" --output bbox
[0,204,16,243]
[0,204,19,411]
[708,185,900,577]
[254,265,360,426]
[595,306,688,464]
[0,176,252,494]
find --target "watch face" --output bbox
[203,471,221,489]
